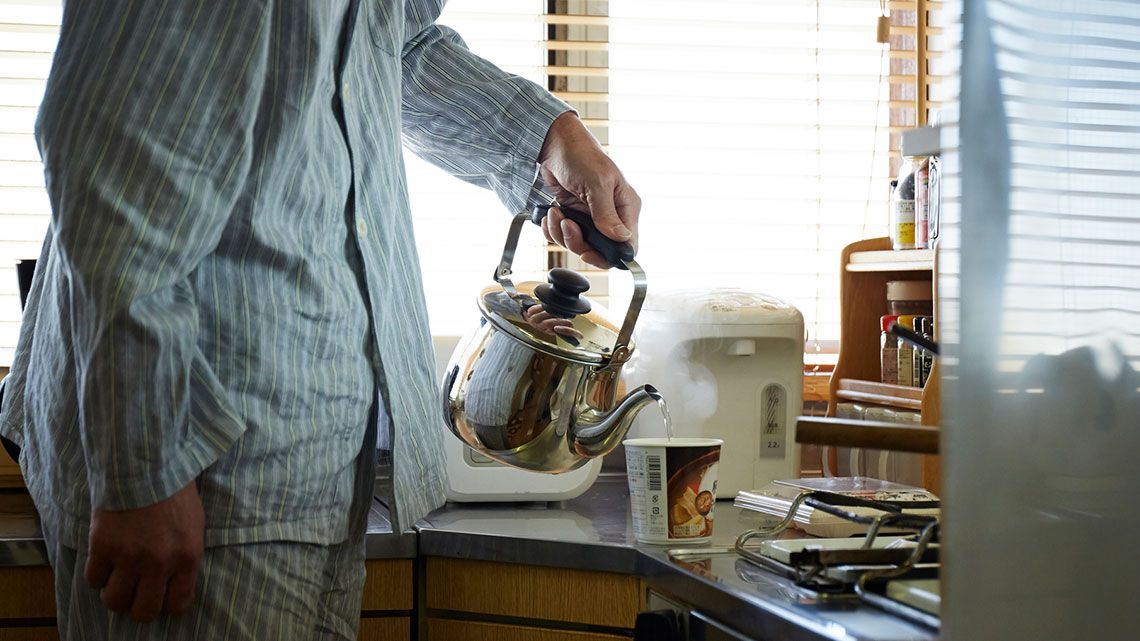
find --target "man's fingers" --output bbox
[100,565,138,614]
[84,549,114,590]
[545,206,566,246]
[129,571,167,623]
[559,219,591,257]
[163,567,198,617]
[613,181,641,250]
[584,187,631,242]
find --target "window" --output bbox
[0,1,59,365]
[1,1,911,365]
[604,0,893,363]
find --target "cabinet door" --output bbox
[358,560,413,641]
[0,566,56,619]
[0,565,58,641]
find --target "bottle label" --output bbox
[892,200,916,247]
[881,346,899,384]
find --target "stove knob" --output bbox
[634,609,683,641]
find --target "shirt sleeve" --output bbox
[398,2,573,214]
[35,2,269,510]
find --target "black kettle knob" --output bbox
[634,610,683,641]
[534,268,591,318]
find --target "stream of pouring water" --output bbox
[657,397,674,441]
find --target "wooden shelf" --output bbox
[825,236,942,493]
[846,248,934,272]
[796,417,940,455]
[835,378,924,411]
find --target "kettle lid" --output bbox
[478,277,625,365]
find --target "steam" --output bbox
[622,290,724,439]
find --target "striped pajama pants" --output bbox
[47,530,367,641]
[44,423,379,640]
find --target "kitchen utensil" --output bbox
[622,290,803,497]
[625,437,723,544]
[441,205,660,474]
[432,335,603,502]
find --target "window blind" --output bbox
[544,0,612,308]
[0,0,58,366]
[605,0,892,360]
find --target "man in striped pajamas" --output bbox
[0,1,640,638]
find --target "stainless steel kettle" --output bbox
[441,206,661,473]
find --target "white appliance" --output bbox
[432,335,601,502]
[622,290,803,497]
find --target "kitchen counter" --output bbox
[419,476,937,641]
[1,479,936,641]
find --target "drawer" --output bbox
[427,618,627,641]
[425,558,642,629]
[361,560,413,612]
[357,616,409,641]
[0,567,55,619]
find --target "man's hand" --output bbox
[85,480,204,623]
[537,112,641,269]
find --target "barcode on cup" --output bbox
[647,455,662,491]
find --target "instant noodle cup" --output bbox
[624,438,723,544]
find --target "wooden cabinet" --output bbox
[423,558,643,641]
[0,566,57,641]
[360,560,414,641]
[0,513,643,641]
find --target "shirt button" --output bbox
[357,219,368,237]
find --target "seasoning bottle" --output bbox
[887,280,933,317]
[897,315,915,387]
[920,317,935,386]
[915,157,930,249]
[891,160,918,250]
[928,156,941,244]
[912,317,926,387]
[880,315,900,384]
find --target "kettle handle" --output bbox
[531,204,635,270]
[495,207,647,362]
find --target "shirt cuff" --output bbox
[505,93,575,214]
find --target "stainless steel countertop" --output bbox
[3,478,936,641]
[419,476,937,641]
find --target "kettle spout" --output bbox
[571,384,662,458]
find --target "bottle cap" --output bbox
[897,315,916,330]
[881,315,899,332]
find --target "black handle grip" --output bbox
[532,204,635,270]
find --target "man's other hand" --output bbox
[85,480,204,623]
[537,112,641,269]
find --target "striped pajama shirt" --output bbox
[0,0,569,636]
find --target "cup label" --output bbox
[666,446,720,539]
